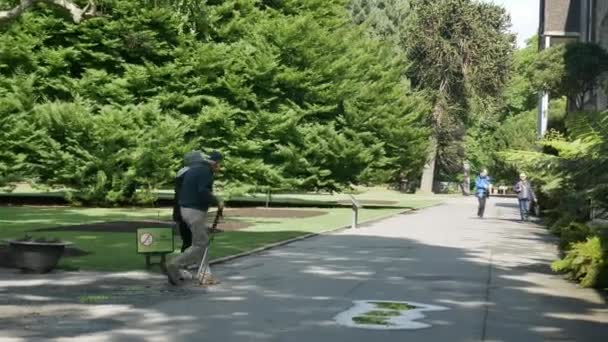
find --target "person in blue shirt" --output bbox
[475,169,491,218]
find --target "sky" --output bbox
[481,0,539,47]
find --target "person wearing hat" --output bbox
[514,172,536,221]
[166,150,224,286]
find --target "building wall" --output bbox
[538,0,607,136]
[593,0,608,46]
[594,1,608,110]
[543,0,582,35]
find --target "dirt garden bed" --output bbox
[31,208,326,235]
[222,207,327,219]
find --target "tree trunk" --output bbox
[418,136,437,194]
[418,98,446,194]
[462,161,470,196]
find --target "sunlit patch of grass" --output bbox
[371,302,416,311]
[352,315,391,326]
[365,310,401,317]
[351,302,417,326]
[79,295,110,304]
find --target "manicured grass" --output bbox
[0,192,441,272]
[223,187,445,209]
[352,315,391,326]
[79,295,110,304]
[0,207,172,230]
[351,302,417,326]
[4,184,445,209]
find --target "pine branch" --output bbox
[0,0,98,24]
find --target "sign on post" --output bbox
[136,227,174,270]
[350,195,363,229]
[136,227,174,254]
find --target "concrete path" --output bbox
[2,197,607,341]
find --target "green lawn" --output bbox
[0,192,441,272]
[161,186,447,208]
[3,184,446,208]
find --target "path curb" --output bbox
[209,202,444,266]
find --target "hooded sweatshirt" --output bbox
[178,151,215,212]
[173,151,205,220]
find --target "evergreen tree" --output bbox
[532,42,608,111]
[348,0,409,45]
[0,0,430,203]
[403,0,514,192]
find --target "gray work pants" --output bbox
[518,199,530,221]
[170,207,211,275]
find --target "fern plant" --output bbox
[502,110,608,287]
[502,110,608,223]
[552,236,607,288]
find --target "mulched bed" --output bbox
[223,207,327,218]
[11,208,325,238]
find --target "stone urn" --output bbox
[5,237,72,273]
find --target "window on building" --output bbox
[548,36,579,46]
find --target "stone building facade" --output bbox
[538,0,608,135]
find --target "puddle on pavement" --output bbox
[335,300,448,330]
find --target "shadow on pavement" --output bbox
[493,202,520,209]
[1,222,607,341]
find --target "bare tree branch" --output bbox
[0,0,35,22]
[0,0,98,24]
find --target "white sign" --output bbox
[140,233,154,247]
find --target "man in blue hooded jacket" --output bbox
[475,169,491,218]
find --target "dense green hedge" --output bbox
[552,234,608,288]
[0,0,430,204]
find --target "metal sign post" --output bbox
[349,195,363,229]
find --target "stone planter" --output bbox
[5,239,72,273]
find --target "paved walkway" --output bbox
[2,197,607,341]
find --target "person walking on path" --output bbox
[475,169,491,218]
[172,151,200,253]
[514,172,536,221]
[166,150,224,286]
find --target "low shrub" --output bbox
[552,236,608,288]
[548,214,576,235]
[15,235,62,243]
[558,222,592,251]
